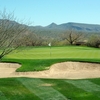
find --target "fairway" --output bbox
[0,78,100,100]
[1,0,100,99]
[5,46,100,59]
[1,46,100,100]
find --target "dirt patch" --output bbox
[39,83,53,87]
[0,62,100,79]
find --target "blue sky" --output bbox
[0,0,100,26]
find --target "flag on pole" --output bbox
[48,43,51,46]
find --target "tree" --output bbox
[87,34,100,48]
[19,32,44,46]
[0,10,29,60]
[62,30,84,45]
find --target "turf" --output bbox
[0,78,100,100]
[0,78,40,100]
[18,78,67,100]
[4,46,100,59]
[1,46,100,100]
[2,46,100,72]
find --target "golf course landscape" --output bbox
[0,46,100,100]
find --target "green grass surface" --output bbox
[4,46,100,59]
[2,46,100,72]
[2,58,100,72]
[0,78,100,100]
[1,46,100,100]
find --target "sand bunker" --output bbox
[0,62,100,79]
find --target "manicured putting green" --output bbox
[5,46,100,59]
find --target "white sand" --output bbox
[0,62,100,79]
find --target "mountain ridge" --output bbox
[0,20,100,38]
[43,22,100,32]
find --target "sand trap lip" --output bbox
[0,62,100,79]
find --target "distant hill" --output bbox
[1,20,100,38]
[30,22,100,38]
[45,22,100,32]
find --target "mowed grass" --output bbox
[0,78,100,100]
[1,46,100,100]
[2,46,100,72]
[4,46,100,59]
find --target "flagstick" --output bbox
[48,43,51,57]
[50,45,51,57]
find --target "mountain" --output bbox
[29,22,100,38]
[1,19,100,32]
[45,22,100,32]
[1,19,100,38]
[46,22,58,29]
